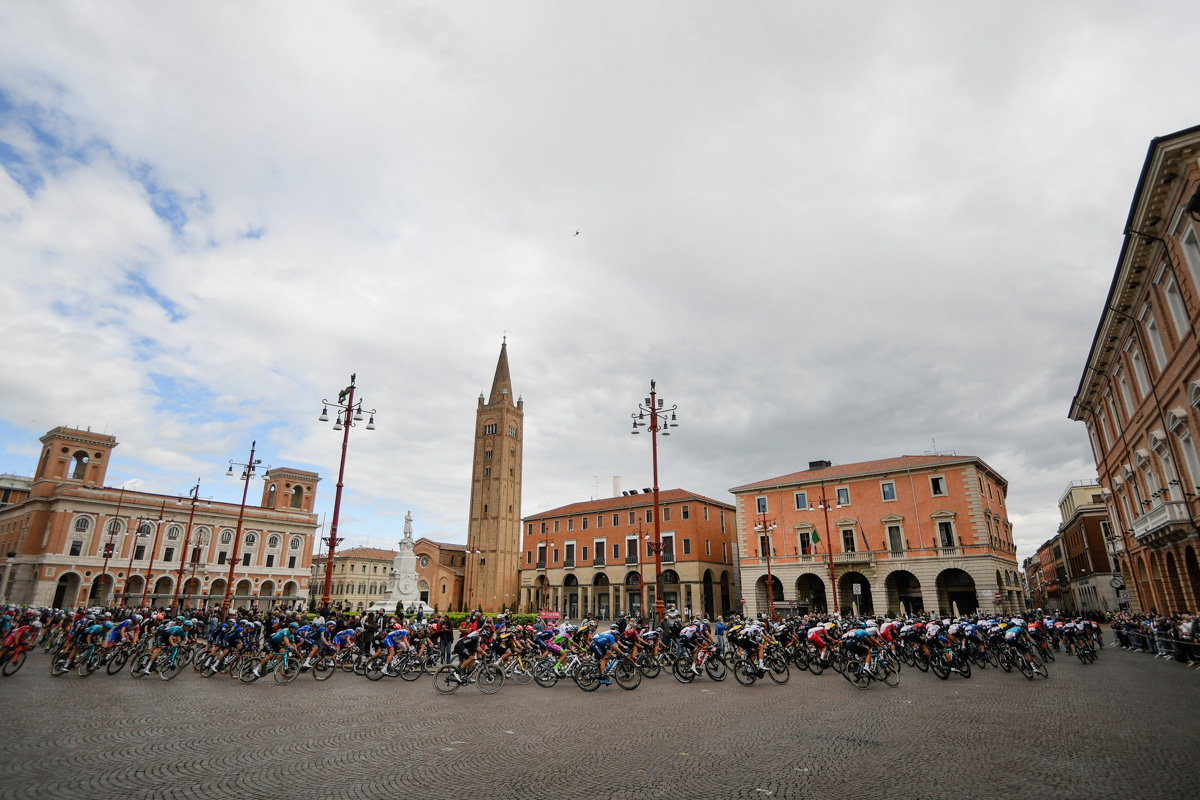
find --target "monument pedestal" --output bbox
[366,511,432,615]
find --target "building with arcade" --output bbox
[730,455,1023,619]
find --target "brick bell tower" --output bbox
[465,340,524,612]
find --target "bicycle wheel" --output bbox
[3,649,26,676]
[807,655,825,676]
[433,664,462,694]
[930,654,950,680]
[883,662,901,687]
[77,651,98,678]
[615,659,642,690]
[422,652,442,676]
[705,655,728,682]
[1016,655,1034,680]
[161,656,186,681]
[476,663,504,694]
[511,659,534,685]
[400,655,423,681]
[312,655,336,681]
[845,661,871,690]
[129,653,152,679]
[108,649,130,675]
[238,660,263,683]
[575,663,601,692]
[912,648,929,673]
[672,658,696,684]
[732,658,757,686]
[766,655,789,685]
[638,655,661,679]
[273,657,300,685]
[831,651,847,675]
[364,655,386,682]
[532,658,559,688]
[955,655,971,679]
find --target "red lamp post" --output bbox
[221,442,265,616]
[139,501,168,608]
[121,519,153,606]
[754,511,777,620]
[816,481,841,615]
[630,379,679,624]
[182,529,209,609]
[317,374,377,614]
[97,487,126,604]
[171,479,204,612]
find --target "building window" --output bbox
[526,551,532,565]
[930,476,947,497]
[613,513,620,527]
[836,487,850,506]
[69,540,82,557]
[582,517,588,531]
[540,522,547,534]
[681,505,690,520]
[937,521,955,548]
[881,482,896,502]
[484,423,497,435]
[663,506,671,522]
[509,425,517,437]
[629,511,635,525]
[266,554,275,567]
[73,517,90,533]
[1128,343,1151,397]
[245,533,257,547]
[596,514,603,529]
[220,530,233,544]
[267,535,279,549]
[841,529,856,553]
[581,545,588,562]
[242,553,251,566]
[528,523,534,535]
[722,541,728,562]
[1115,367,1136,417]
[646,540,653,557]
[288,555,296,569]
[646,509,653,523]
[888,525,903,552]
[794,492,807,511]
[553,520,559,533]
[567,518,573,532]
[485,449,492,459]
[553,548,559,563]
[1141,305,1168,370]
[756,497,768,514]
[705,538,711,556]
[484,467,491,477]
[682,538,691,556]
[291,537,301,550]
[613,543,619,559]
[216,551,225,564]
[704,506,710,521]
[1182,226,1200,293]
[165,547,175,562]
[1164,274,1190,338]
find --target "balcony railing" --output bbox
[833,552,872,564]
[661,552,675,564]
[1133,500,1192,542]
[535,560,546,569]
[592,557,606,567]
[625,554,639,565]
[939,546,960,557]
[563,558,575,569]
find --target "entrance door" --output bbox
[567,593,578,619]
[597,594,610,620]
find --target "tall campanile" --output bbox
[465,340,524,612]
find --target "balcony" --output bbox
[563,558,575,569]
[625,554,639,565]
[535,560,546,569]
[661,552,676,564]
[1133,500,1193,545]
[798,554,826,564]
[833,552,873,564]
[592,557,606,567]
[939,546,960,557]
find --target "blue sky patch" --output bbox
[120,269,186,322]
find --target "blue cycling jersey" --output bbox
[332,629,356,646]
[384,630,409,648]
[591,632,617,649]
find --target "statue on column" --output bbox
[367,510,431,615]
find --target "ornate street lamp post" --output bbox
[96,487,126,604]
[816,482,841,615]
[317,374,376,614]
[755,511,777,620]
[171,479,206,613]
[182,529,210,610]
[630,379,679,624]
[139,501,168,608]
[221,442,266,615]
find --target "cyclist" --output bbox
[251,621,298,679]
[0,619,40,663]
[143,619,186,672]
[807,620,832,664]
[331,626,357,655]
[589,625,621,685]
[104,616,137,651]
[451,628,489,682]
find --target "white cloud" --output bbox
[1,3,1199,560]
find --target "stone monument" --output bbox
[367,511,431,615]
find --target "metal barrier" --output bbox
[1114,627,1200,667]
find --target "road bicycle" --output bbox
[929,641,971,680]
[575,651,642,691]
[365,649,425,681]
[672,643,727,683]
[0,639,32,677]
[433,658,504,695]
[501,651,536,685]
[730,652,789,687]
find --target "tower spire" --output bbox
[488,340,513,405]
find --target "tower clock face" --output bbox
[420,556,430,568]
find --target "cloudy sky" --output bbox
[2,2,1199,561]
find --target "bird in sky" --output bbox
[574,230,580,236]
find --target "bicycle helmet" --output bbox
[355,627,363,634]
[103,621,115,629]
[288,622,299,629]
[32,620,42,629]
[132,614,143,623]
[393,623,402,630]
[182,620,194,628]
[609,623,619,631]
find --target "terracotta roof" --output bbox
[729,455,987,493]
[524,488,733,521]
[415,537,467,551]
[313,547,396,562]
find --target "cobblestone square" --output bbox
[2,647,1196,800]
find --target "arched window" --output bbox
[220,529,233,544]
[167,525,182,540]
[358,584,366,594]
[290,536,302,550]
[267,535,280,549]
[291,485,304,509]
[138,523,153,536]
[245,533,257,547]
[73,517,91,533]
[267,485,276,506]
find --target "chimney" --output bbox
[613,476,621,498]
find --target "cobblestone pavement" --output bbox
[2,646,1197,800]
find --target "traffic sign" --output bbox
[1118,590,1132,601]
[994,592,1002,601]
[853,583,862,595]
